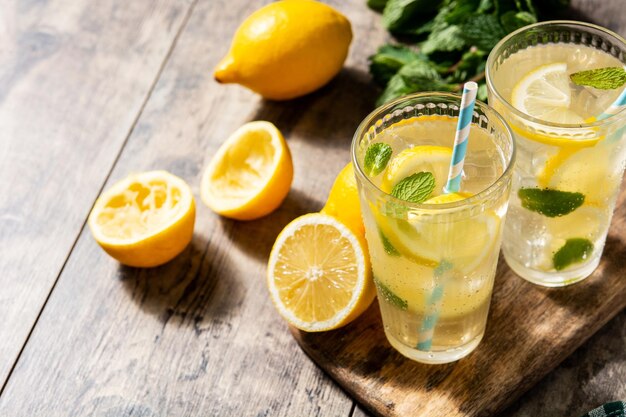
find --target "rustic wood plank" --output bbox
[0,0,194,388]
[0,0,387,415]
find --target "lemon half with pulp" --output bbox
[267,213,375,332]
[201,121,293,221]
[88,170,195,267]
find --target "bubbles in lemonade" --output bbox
[356,115,511,363]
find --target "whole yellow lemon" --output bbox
[321,162,364,238]
[214,0,352,100]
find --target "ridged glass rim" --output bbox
[486,20,626,129]
[351,91,516,212]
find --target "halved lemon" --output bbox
[201,121,293,220]
[267,213,375,332]
[88,170,195,268]
[381,145,452,196]
[512,62,585,125]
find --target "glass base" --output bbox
[384,329,483,364]
[503,252,601,287]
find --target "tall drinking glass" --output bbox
[486,21,626,287]
[352,93,515,364]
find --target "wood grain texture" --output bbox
[0,0,624,416]
[0,0,192,387]
[292,181,626,417]
[0,0,388,415]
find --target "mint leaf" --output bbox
[367,0,389,12]
[391,172,435,203]
[461,14,507,51]
[364,143,393,176]
[477,83,488,101]
[518,188,585,217]
[369,44,426,86]
[500,11,536,32]
[374,277,407,310]
[376,60,457,105]
[445,48,487,83]
[570,67,626,90]
[421,24,466,55]
[382,0,443,33]
[378,228,400,256]
[553,238,594,270]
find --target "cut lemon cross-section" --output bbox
[374,192,500,274]
[267,213,375,332]
[88,170,195,267]
[512,63,585,125]
[381,145,452,196]
[201,121,293,220]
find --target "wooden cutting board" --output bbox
[292,179,626,417]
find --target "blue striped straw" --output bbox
[596,87,626,121]
[444,81,478,194]
[417,82,478,352]
[585,87,626,144]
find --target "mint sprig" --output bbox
[374,277,407,310]
[391,171,435,203]
[518,188,584,218]
[364,143,393,176]
[553,238,594,271]
[367,0,567,105]
[570,67,626,90]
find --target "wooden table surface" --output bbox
[0,0,624,416]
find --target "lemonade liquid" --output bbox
[487,24,626,286]
[354,108,513,364]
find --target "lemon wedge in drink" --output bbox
[381,146,452,195]
[88,171,195,267]
[512,62,585,125]
[201,121,293,220]
[545,145,618,205]
[267,213,375,332]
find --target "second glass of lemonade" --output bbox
[352,93,515,364]
[487,21,626,287]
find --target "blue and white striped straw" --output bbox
[417,82,478,352]
[444,81,478,194]
[596,87,626,121]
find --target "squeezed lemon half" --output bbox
[88,170,195,267]
[201,121,293,221]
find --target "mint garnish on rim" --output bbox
[570,67,626,90]
[518,188,584,218]
[553,238,594,271]
[374,277,407,311]
[364,143,393,176]
[391,171,435,203]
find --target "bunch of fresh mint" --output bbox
[368,0,570,105]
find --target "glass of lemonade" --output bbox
[486,21,626,287]
[352,92,515,364]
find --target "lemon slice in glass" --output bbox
[381,146,452,196]
[267,213,375,332]
[512,62,585,125]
